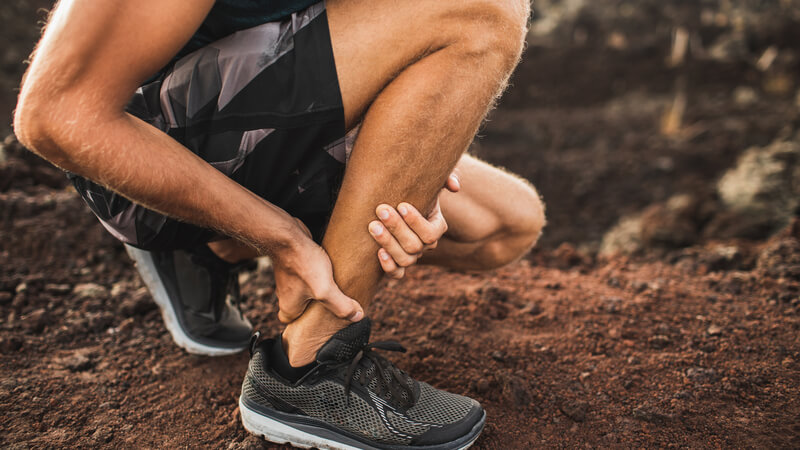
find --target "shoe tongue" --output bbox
[316,318,372,364]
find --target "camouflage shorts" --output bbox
[71,2,348,250]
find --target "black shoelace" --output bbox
[342,341,413,407]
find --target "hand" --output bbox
[368,171,461,279]
[272,218,364,324]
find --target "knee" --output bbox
[483,186,545,268]
[451,0,530,74]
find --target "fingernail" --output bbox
[450,174,461,190]
[370,222,384,236]
[398,204,408,216]
[378,208,390,220]
[379,250,390,260]
[352,310,364,322]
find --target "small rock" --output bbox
[23,309,50,334]
[502,376,531,410]
[602,297,623,314]
[118,291,154,317]
[673,390,692,400]
[475,379,491,394]
[491,351,505,362]
[91,426,114,443]
[72,283,109,299]
[0,336,23,353]
[649,335,671,349]
[44,283,72,295]
[15,282,27,294]
[733,86,758,106]
[632,405,674,423]
[227,435,265,450]
[706,324,723,336]
[559,399,589,422]
[686,367,719,384]
[59,353,93,372]
[98,401,119,411]
[520,302,542,315]
[0,292,11,304]
[482,285,510,303]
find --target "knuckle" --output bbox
[398,254,417,267]
[406,242,424,254]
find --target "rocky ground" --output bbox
[2,0,800,448]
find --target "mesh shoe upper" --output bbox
[241,318,484,447]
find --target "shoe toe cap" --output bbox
[410,399,485,447]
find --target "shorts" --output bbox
[70,2,349,251]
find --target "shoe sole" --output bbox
[239,396,485,450]
[126,245,247,357]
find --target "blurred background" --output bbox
[1,1,799,448]
[2,0,799,256]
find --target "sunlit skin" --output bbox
[15,0,543,366]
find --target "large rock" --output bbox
[716,140,800,235]
[600,194,709,256]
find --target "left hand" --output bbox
[368,171,460,279]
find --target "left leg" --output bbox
[421,153,545,270]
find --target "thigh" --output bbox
[438,154,540,242]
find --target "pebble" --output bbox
[559,399,589,422]
[91,426,114,444]
[118,291,155,317]
[60,353,93,372]
[707,324,723,336]
[632,405,674,423]
[44,283,72,295]
[23,308,50,334]
[649,335,671,349]
[72,283,109,299]
[227,435,265,450]
[686,367,719,384]
[0,336,23,353]
[520,302,542,315]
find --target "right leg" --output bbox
[282,0,531,365]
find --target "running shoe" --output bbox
[239,318,485,449]
[125,244,252,356]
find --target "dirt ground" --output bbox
[2,1,800,448]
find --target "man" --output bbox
[15,0,543,448]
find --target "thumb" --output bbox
[319,287,364,322]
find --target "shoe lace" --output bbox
[342,341,413,407]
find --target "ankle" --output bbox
[282,320,343,367]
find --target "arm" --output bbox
[15,0,362,321]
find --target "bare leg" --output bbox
[281,0,530,365]
[421,154,545,270]
[210,153,546,270]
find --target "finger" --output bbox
[376,205,426,255]
[399,202,444,245]
[369,220,418,267]
[378,248,405,279]
[445,171,461,193]
[317,286,364,322]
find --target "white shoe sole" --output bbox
[239,397,482,450]
[126,245,247,357]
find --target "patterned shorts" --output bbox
[71,3,349,250]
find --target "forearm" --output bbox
[18,106,300,256]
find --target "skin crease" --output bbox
[15,0,542,367]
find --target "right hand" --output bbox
[271,218,364,324]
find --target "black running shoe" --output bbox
[125,244,252,356]
[239,318,485,449]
